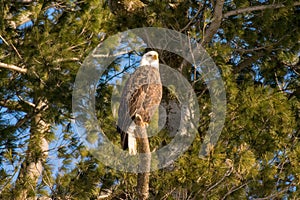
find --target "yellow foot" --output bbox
[135,114,148,127]
[143,122,149,127]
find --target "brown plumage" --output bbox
[117,51,162,154]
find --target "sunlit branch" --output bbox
[224,2,300,18]
[53,57,80,63]
[0,62,27,73]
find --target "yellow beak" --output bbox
[152,54,158,60]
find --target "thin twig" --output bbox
[0,34,10,46]
[180,3,203,32]
[274,72,283,91]
[221,181,250,200]
[10,41,23,59]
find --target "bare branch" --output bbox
[53,57,80,63]
[274,72,283,91]
[202,0,225,46]
[291,66,300,76]
[10,42,23,59]
[0,98,35,112]
[206,167,233,192]
[0,35,23,59]
[15,0,33,2]
[0,62,27,73]
[0,35,9,46]
[224,2,300,18]
[199,165,233,198]
[180,3,203,32]
[221,182,250,200]
[0,99,23,111]
[161,188,176,200]
[253,184,294,200]
[234,45,272,53]
[234,52,264,74]
[16,95,36,108]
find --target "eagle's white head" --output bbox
[140,51,159,69]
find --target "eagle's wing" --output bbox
[117,66,162,150]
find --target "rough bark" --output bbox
[0,62,50,199]
[136,126,151,200]
[202,0,225,46]
[14,100,50,200]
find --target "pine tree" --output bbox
[1,0,299,199]
[0,1,109,199]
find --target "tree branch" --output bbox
[221,181,250,200]
[253,184,294,200]
[0,98,35,112]
[15,0,33,2]
[0,99,23,111]
[180,3,204,32]
[224,2,300,18]
[0,62,27,73]
[202,0,225,46]
[234,52,264,74]
[53,57,80,63]
[136,126,151,200]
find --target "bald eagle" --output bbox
[117,51,162,155]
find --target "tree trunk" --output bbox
[14,99,50,200]
[136,126,151,200]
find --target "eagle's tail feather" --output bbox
[117,126,128,150]
[128,134,137,155]
[117,123,137,155]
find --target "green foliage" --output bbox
[0,0,300,199]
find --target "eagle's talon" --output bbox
[135,114,143,121]
[143,122,149,127]
[135,114,149,127]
